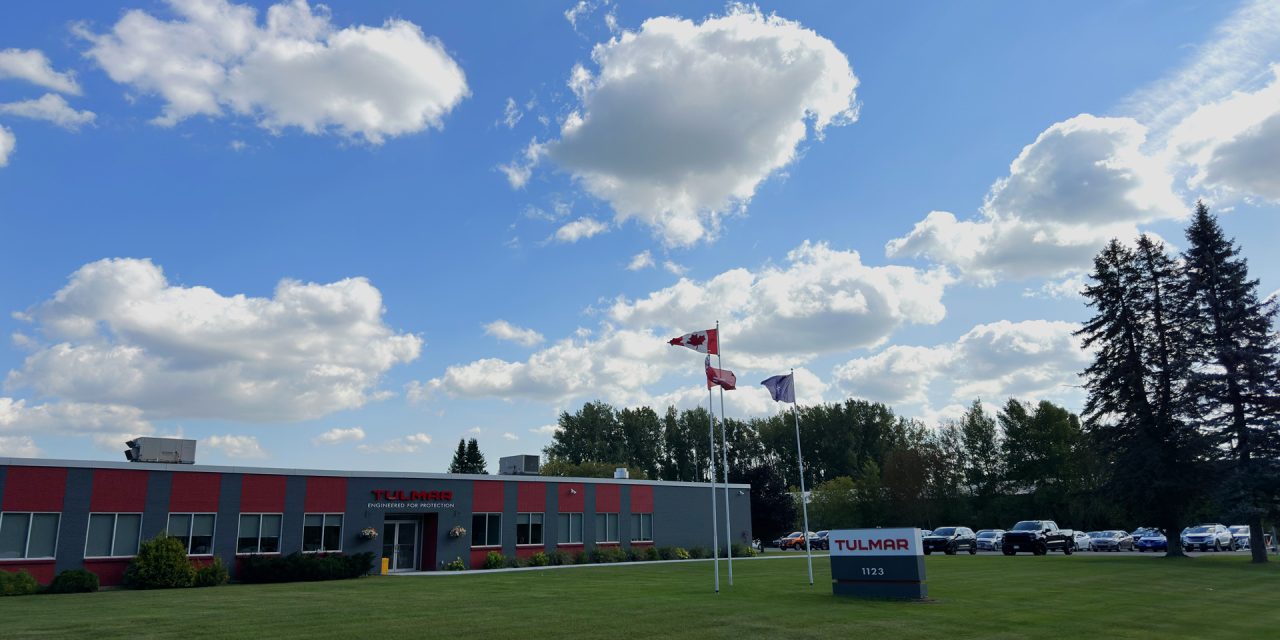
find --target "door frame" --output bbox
[384,519,419,572]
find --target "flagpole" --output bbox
[792,368,814,586]
[706,385,721,594]
[716,320,733,585]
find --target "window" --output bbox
[302,514,343,553]
[595,513,619,543]
[168,513,216,555]
[630,513,653,542]
[0,512,60,559]
[557,513,583,545]
[471,513,501,547]
[516,513,544,545]
[85,513,142,557]
[238,514,283,554]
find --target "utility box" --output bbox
[498,455,540,475]
[125,438,197,464]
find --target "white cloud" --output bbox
[554,217,608,243]
[502,432,518,441]
[79,0,468,143]
[626,250,654,271]
[529,424,559,436]
[5,257,421,423]
[356,432,431,454]
[484,320,545,347]
[500,97,522,129]
[313,426,365,445]
[0,397,155,437]
[662,261,686,276]
[0,48,81,94]
[538,5,858,246]
[229,139,247,151]
[1023,275,1088,301]
[0,435,39,457]
[204,434,266,458]
[0,125,13,167]
[887,115,1183,282]
[0,94,96,130]
[466,427,482,435]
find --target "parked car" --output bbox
[1229,525,1251,550]
[814,530,831,551]
[1090,530,1134,552]
[1182,524,1235,552]
[920,529,933,537]
[1130,527,1160,542]
[975,529,1005,552]
[1135,532,1168,552]
[1003,520,1075,555]
[780,531,818,550]
[923,527,978,555]
[1072,531,1091,551]
[776,531,802,549]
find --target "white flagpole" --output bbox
[792,368,814,586]
[707,384,721,594]
[716,320,733,585]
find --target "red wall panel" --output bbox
[169,472,221,512]
[472,480,504,512]
[2,467,67,511]
[83,558,131,586]
[470,548,496,568]
[90,469,148,512]
[516,482,545,512]
[303,477,347,512]
[240,474,287,512]
[557,483,584,512]
[631,485,654,513]
[0,561,55,584]
[596,484,620,512]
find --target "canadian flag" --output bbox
[705,356,737,391]
[668,328,718,355]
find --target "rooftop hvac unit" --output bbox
[125,437,197,464]
[614,467,629,479]
[498,454,541,475]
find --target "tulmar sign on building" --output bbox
[828,528,926,599]
[367,489,456,509]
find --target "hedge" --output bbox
[238,552,375,584]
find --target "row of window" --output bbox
[472,512,653,547]
[0,511,344,560]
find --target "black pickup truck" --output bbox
[1002,520,1075,555]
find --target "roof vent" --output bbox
[125,437,197,464]
[498,455,541,475]
[614,467,629,479]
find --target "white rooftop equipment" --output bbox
[125,437,197,464]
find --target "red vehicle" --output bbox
[779,531,817,550]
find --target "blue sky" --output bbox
[1,0,1278,470]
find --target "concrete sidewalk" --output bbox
[389,552,830,576]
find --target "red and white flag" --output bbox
[668,328,718,355]
[705,355,737,391]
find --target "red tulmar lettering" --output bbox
[834,538,912,552]
[370,489,453,501]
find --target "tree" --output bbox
[736,464,798,542]
[447,439,469,474]
[540,459,647,479]
[619,406,663,479]
[545,401,624,465]
[1182,202,1280,562]
[959,399,1002,499]
[464,438,488,474]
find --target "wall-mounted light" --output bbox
[737,490,746,496]
[569,488,578,495]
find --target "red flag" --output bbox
[705,355,737,390]
[668,328,718,355]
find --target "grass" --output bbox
[2,554,1277,639]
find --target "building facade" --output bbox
[0,457,752,585]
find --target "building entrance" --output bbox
[382,520,418,572]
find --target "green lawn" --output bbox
[2,554,1276,638]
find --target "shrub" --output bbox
[529,552,550,567]
[47,569,99,594]
[550,550,575,566]
[731,543,759,558]
[124,534,195,589]
[687,546,709,559]
[674,547,691,560]
[505,556,530,569]
[590,546,627,563]
[238,552,375,584]
[444,557,466,571]
[573,551,590,565]
[483,551,506,570]
[194,557,229,587]
[0,570,40,596]
[641,546,660,561]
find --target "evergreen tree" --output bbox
[464,438,488,474]
[1182,202,1280,562]
[959,399,1002,499]
[447,439,468,474]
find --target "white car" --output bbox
[1072,531,1091,551]
[1182,523,1235,552]
[1229,525,1251,550]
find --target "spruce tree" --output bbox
[1182,202,1280,562]
[465,438,488,474]
[447,439,468,474]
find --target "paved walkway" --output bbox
[388,552,828,576]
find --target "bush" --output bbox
[124,534,195,589]
[590,546,627,563]
[573,551,590,565]
[47,569,99,594]
[194,557,229,587]
[687,546,710,559]
[731,543,759,558]
[444,557,466,571]
[529,552,550,567]
[550,551,575,566]
[505,556,529,569]
[0,570,40,596]
[238,552,375,584]
[640,546,660,561]
[483,551,506,570]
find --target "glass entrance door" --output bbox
[381,520,418,572]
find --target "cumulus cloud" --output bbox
[5,257,421,423]
[0,48,81,94]
[502,432,518,441]
[529,424,559,436]
[0,125,13,167]
[500,97,522,129]
[79,0,468,143]
[626,250,654,271]
[887,115,1183,281]
[484,320,544,347]
[356,432,431,454]
[0,94,96,130]
[0,435,40,457]
[536,5,858,246]
[204,434,266,458]
[312,426,365,445]
[0,397,155,437]
[554,217,608,243]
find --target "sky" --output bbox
[1,0,1278,471]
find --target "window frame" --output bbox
[236,513,284,556]
[515,512,544,546]
[301,513,344,554]
[557,512,584,545]
[630,513,653,542]
[471,512,502,548]
[167,512,217,556]
[595,512,620,543]
[0,511,61,560]
[84,512,143,559]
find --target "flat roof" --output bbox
[0,457,750,489]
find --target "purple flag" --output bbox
[761,374,795,403]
